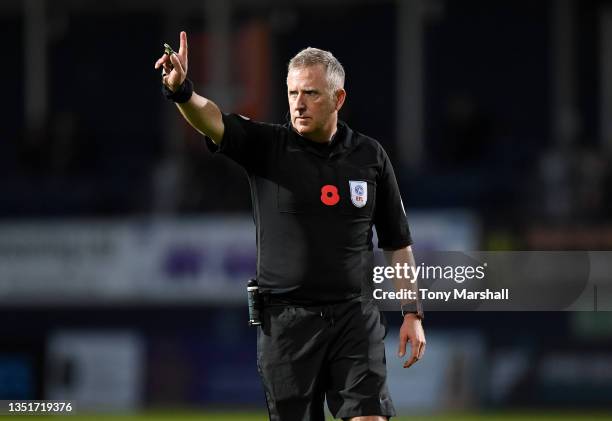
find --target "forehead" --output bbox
[286,64,327,88]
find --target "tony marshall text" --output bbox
[373,288,510,301]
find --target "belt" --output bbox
[261,293,364,308]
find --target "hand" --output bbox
[398,313,426,368]
[154,31,189,92]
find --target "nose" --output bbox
[294,92,306,112]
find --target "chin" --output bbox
[294,124,313,135]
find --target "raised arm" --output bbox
[154,31,224,144]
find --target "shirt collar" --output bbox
[284,116,353,158]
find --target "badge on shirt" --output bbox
[349,180,368,208]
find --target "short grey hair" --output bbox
[288,47,345,94]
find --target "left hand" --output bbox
[398,313,426,368]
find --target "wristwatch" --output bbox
[401,302,424,321]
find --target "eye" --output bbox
[288,91,297,97]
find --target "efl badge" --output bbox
[349,181,368,208]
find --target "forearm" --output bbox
[383,246,422,315]
[175,92,224,144]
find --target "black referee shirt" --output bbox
[209,113,412,303]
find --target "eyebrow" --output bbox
[288,88,319,93]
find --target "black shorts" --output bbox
[257,297,396,421]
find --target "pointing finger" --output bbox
[179,31,188,61]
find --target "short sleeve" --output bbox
[373,147,413,249]
[207,113,276,174]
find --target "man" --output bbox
[154,31,426,421]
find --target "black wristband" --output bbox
[162,78,193,103]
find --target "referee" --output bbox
[155,31,426,421]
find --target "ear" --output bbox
[334,89,346,111]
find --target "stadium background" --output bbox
[1,0,612,419]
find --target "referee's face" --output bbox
[287,64,344,143]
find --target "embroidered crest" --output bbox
[349,181,368,208]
